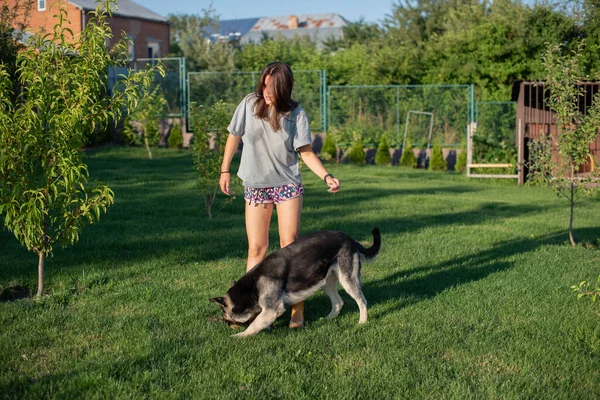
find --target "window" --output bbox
[125,36,135,60]
[147,40,160,59]
[38,0,46,11]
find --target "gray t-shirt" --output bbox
[228,93,312,188]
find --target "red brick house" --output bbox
[10,0,169,59]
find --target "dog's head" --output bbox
[209,282,261,327]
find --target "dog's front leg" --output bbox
[233,308,278,338]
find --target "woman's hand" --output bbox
[325,175,340,193]
[220,172,231,195]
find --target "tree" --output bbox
[455,143,468,172]
[348,138,366,165]
[429,141,447,171]
[375,135,391,165]
[0,0,161,298]
[167,121,184,149]
[321,132,337,161]
[168,11,236,71]
[122,86,167,159]
[400,139,418,167]
[527,42,600,247]
[189,101,238,218]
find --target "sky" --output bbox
[136,0,399,24]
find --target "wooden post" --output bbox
[466,122,475,177]
[518,118,524,185]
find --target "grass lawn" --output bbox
[1,146,599,399]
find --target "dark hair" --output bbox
[253,62,298,131]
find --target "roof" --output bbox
[241,13,348,45]
[251,13,348,31]
[205,18,260,41]
[68,0,168,23]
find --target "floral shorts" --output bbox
[244,183,304,205]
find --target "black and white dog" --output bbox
[210,228,381,337]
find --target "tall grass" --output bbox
[1,146,599,399]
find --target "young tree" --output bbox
[167,120,184,149]
[400,139,418,168]
[122,86,167,159]
[320,132,337,161]
[190,101,238,218]
[527,42,600,247]
[0,0,161,298]
[429,141,447,171]
[348,138,366,165]
[375,134,391,165]
[455,143,468,172]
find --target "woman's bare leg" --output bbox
[245,202,274,272]
[276,195,304,328]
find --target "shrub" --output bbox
[348,139,366,165]
[321,132,337,160]
[375,135,391,166]
[168,120,184,149]
[455,144,467,173]
[429,141,447,171]
[400,139,417,168]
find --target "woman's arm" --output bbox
[220,133,241,195]
[298,144,340,193]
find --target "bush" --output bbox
[348,139,366,165]
[429,141,447,171]
[375,135,391,166]
[321,132,337,160]
[455,144,467,173]
[168,121,183,149]
[400,139,417,168]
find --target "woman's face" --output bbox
[263,75,274,106]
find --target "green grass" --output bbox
[1,146,599,399]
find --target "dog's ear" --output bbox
[230,280,236,288]
[209,297,226,306]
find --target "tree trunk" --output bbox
[569,166,576,247]
[144,136,153,159]
[205,195,212,219]
[37,251,45,298]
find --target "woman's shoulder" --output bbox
[242,92,258,105]
[292,104,308,121]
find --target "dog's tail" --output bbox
[358,227,381,260]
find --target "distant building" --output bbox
[205,17,260,43]
[208,13,349,47]
[8,0,169,59]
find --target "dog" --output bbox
[210,227,381,337]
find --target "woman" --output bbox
[219,62,340,329]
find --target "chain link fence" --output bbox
[187,70,326,131]
[327,85,474,150]
[108,57,186,117]
[473,101,517,164]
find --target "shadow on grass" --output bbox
[361,229,598,319]
[0,190,550,285]
[0,147,585,286]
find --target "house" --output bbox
[208,13,348,47]
[205,17,260,43]
[512,81,600,184]
[9,0,169,59]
